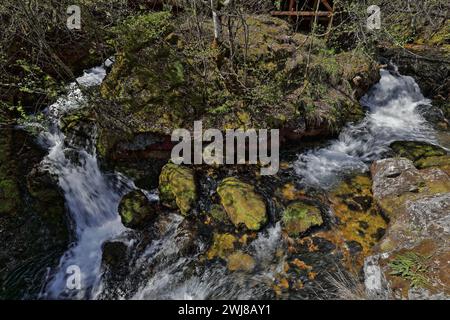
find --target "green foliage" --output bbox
[109,11,173,53]
[389,252,431,288]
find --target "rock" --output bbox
[389,141,450,177]
[390,141,447,165]
[281,201,323,236]
[101,241,129,273]
[328,175,387,266]
[227,252,256,272]
[371,157,450,219]
[209,204,229,224]
[416,104,449,131]
[100,241,129,289]
[118,190,157,228]
[206,233,237,260]
[159,163,197,215]
[217,177,267,231]
[0,127,69,299]
[365,157,450,299]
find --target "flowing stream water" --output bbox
[33,64,442,299]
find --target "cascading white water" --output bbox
[294,68,438,188]
[28,64,443,300]
[34,65,133,299]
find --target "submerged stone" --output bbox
[159,163,197,215]
[227,251,256,272]
[206,233,237,260]
[282,201,323,236]
[217,177,267,231]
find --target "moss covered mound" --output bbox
[118,190,156,228]
[217,177,267,231]
[282,201,323,236]
[99,13,379,141]
[158,163,197,215]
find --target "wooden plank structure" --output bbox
[271,0,335,32]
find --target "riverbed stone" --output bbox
[217,177,267,231]
[282,201,323,236]
[227,251,256,272]
[118,190,156,228]
[159,163,197,215]
[206,233,237,260]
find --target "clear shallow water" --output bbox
[294,68,438,189]
[32,65,442,299]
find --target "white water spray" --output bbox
[294,69,438,188]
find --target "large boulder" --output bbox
[217,177,267,231]
[158,163,197,215]
[365,157,450,299]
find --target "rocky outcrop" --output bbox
[217,177,267,231]
[159,163,197,215]
[365,156,450,299]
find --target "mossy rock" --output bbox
[118,190,155,228]
[282,201,323,236]
[227,251,256,272]
[206,233,237,260]
[158,163,197,215]
[217,177,267,231]
[414,155,450,174]
[390,141,447,165]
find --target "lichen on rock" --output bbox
[159,163,197,215]
[282,201,323,236]
[217,177,267,231]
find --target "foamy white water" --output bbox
[34,65,133,299]
[294,68,438,188]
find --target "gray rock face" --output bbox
[365,157,450,299]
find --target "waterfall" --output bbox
[31,65,441,300]
[293,68,438,189]
[35,64,133,299]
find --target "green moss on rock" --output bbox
[118,190,155,228]
[159,163,197,215]
[217,177,267,231]
[282,201,323,236]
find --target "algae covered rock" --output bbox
[159,163,197,215]
[282,201,323,236]
[217,177,267,231]
[390,141,447,164]
[390,140,450,175]
[206,233,237,260]
[227,251,256,272]
[118,190,156,228]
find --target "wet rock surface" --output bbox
[365,156,450,299]
[0,125,69,299]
